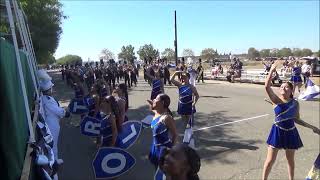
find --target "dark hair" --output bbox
[158,94,173,116]
[285,81,294,98]
[182,72,190,79]
[102,95,122,131]
[181,144,201,180]
[117,83,129,111]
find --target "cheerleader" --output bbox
[146,94,177,168]
[170,71,199,129]
[113,83,129,128]
[290,61,303,95]
[98,95,121,147]
[146,65,164,100]
[73,82,84,99]
[262,60,320,180]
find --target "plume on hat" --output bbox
[37,69,52,82]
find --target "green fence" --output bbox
[0,38,35,180]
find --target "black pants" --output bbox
[130,76,137,86]
[197,72,204,82]
[163,75,171,85]
[125,75,131,88]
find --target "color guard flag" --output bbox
[298,79,320,101]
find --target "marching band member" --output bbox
[262,60,320,180]
[39,79,70,162]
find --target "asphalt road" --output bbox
[50,71,319,180]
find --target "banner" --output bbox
[92,147,135,179]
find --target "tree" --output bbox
[56,54,82,65]
[247,47,260,59]
[301,48,313,57]
[260,49,270,58]
[182,48,195,58]
[100,48,114,61]
[200,48,218,61]
[137,44,159,61]
[19,0,67,64]
[118,45,136,64]
[47,53,56,64]
[316,50,320,57]
[278,48,292,57]
[161,48,175,62]
[292,48,302,57]
[270,48,279,57]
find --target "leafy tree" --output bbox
[118,45,136,64]
[200,48,217,61]
[182,48,194,58]
[48,53,56,64]
[301,48,313,57]
[19,0,67,65]
[161,48,175,62]
[248,47,260,59]
[278,48,292,57]
[56,54,82,65]
[260,49,270,58]
[270,48,279,57]
[137,44,159,61]
[316,50,320,57]
[100,48,114,60]
[292,48,302,57]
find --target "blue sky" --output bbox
[55,0,320,61]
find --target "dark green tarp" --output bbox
[0,38,35,180]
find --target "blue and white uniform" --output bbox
[151,79,163,100]
[149,115,173,167]
[178,85,196,115]
[267,99,303,149]
[40,95,66,160]
[84,95,96,117]
[290,67,303,83]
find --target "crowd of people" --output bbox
[37,56,320,180]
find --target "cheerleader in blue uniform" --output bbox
[146,65,164,100]
[146,94,177,168]
[113,83,129,128]
[73,82,84,99]
[170,71,199,129]
[98,95,121,147]
[290,61,303,95]
[263,60,320,180]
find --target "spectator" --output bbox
[159,144,201,180]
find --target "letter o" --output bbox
[101,153,126,174]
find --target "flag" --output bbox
[183,108,195,149]
[299,79,320,101]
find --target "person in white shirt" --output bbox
[39,79,68,161]
[301,60,312,86]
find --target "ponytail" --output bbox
[106,96,122,132]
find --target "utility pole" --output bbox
[174,10,178,66]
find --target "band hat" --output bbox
[39,80,54,91]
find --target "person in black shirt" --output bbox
[164,64,171,85]
[197,63,204,83]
